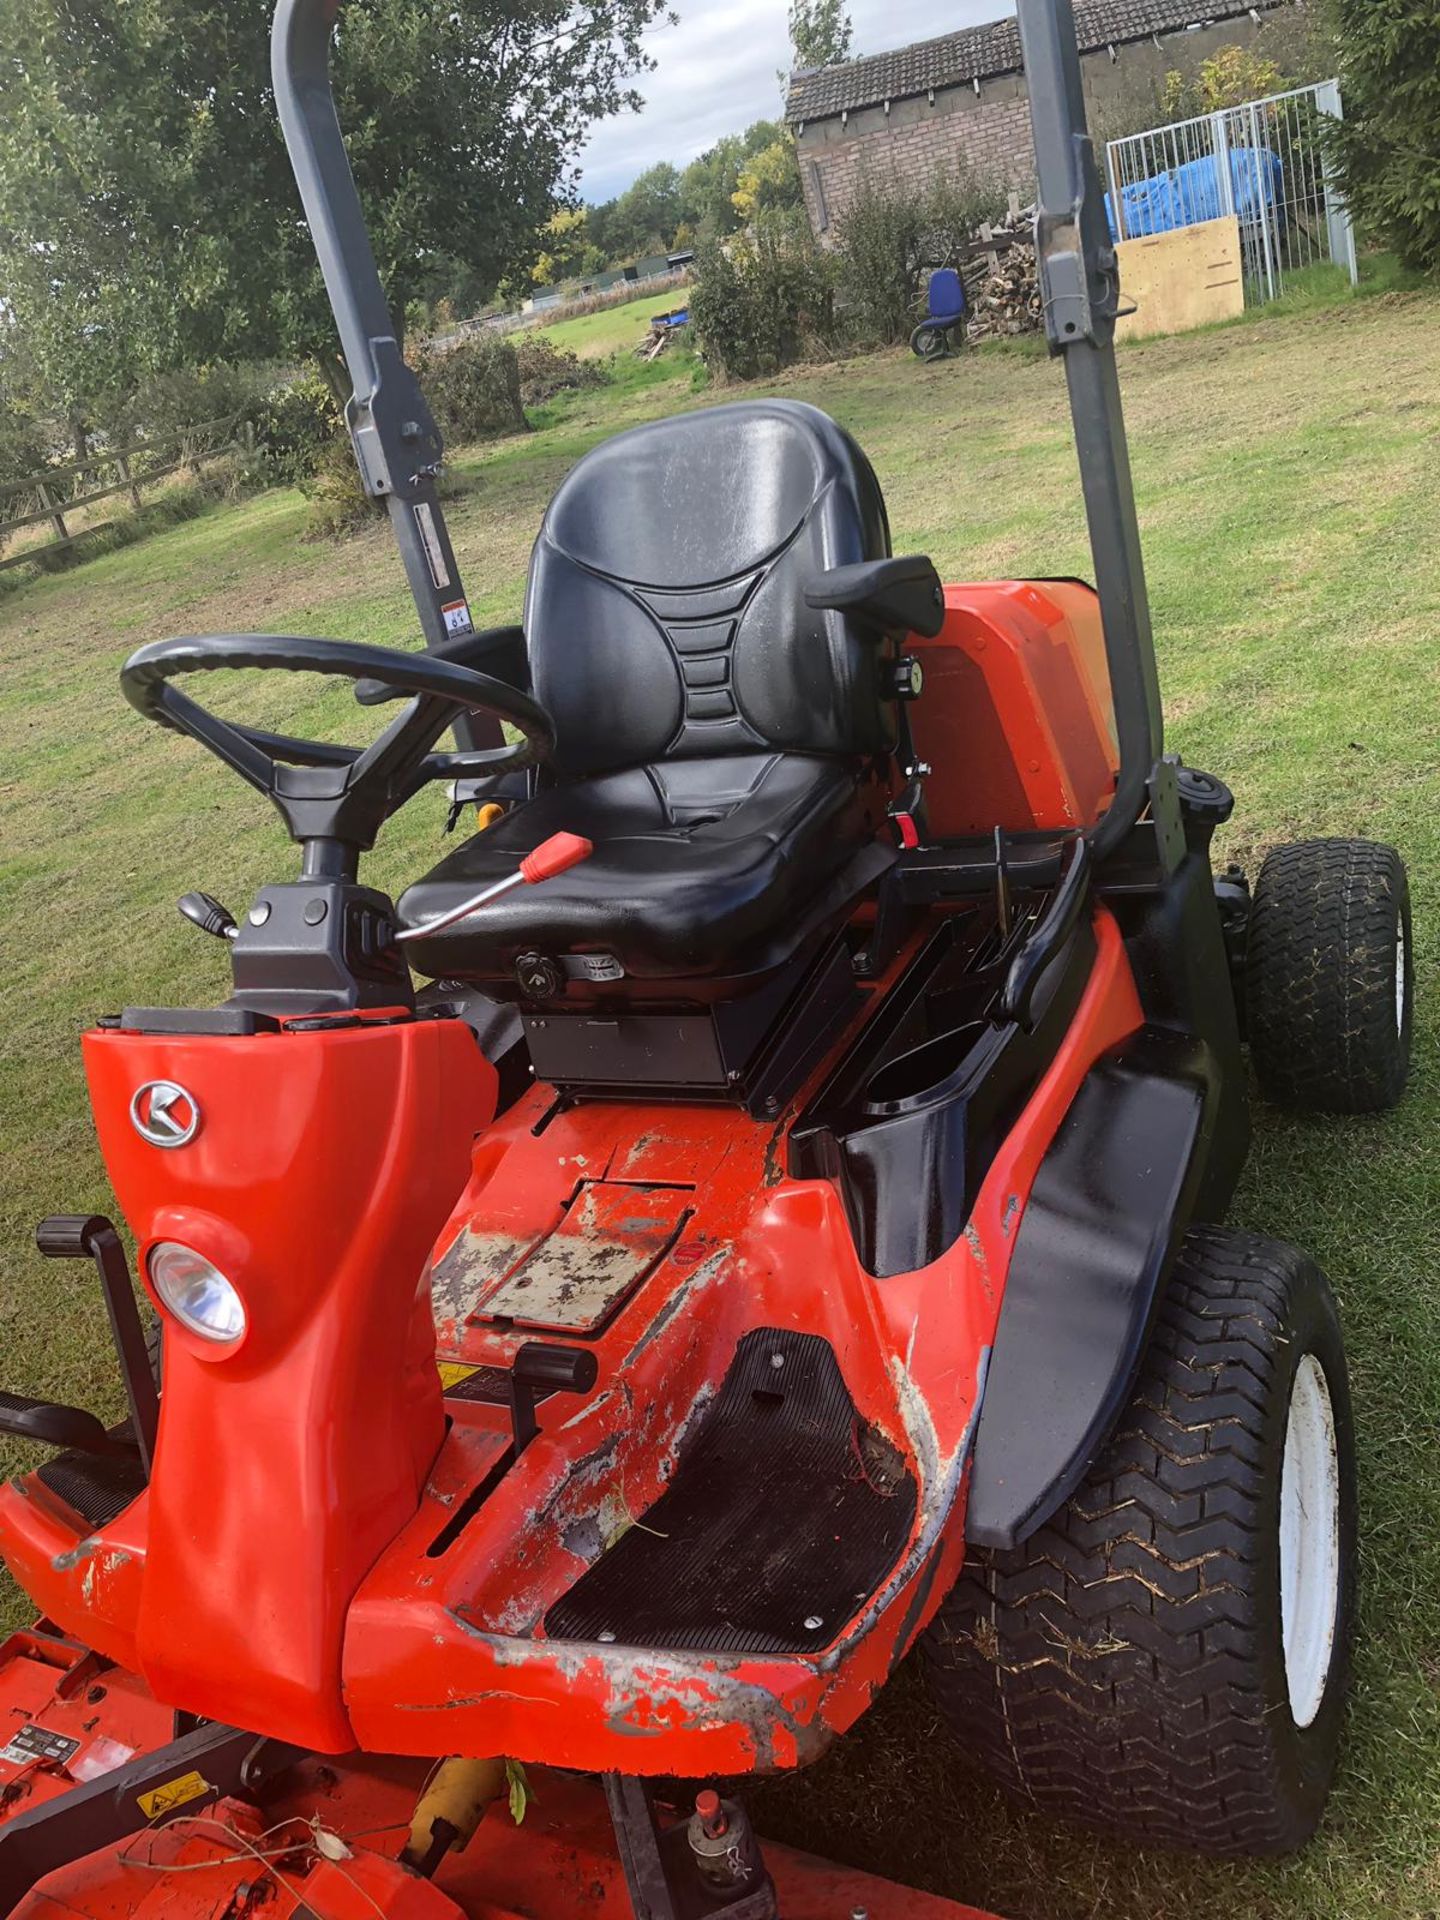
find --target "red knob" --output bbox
[519,833,593,884]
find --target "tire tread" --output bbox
[1245,837,1409,1112]
[922,1227,1350,1856]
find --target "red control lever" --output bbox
[395,829,594,945]
[520,832,593,884]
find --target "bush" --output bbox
[688,212,838,380]
[0,402,49,556]
[833,164,1001,347]
[106,364,273,448]
[250,374,343,484]
[512,335,607,407]
[410,333,526,443]
[0,404,48,493]
[299,434,376,541]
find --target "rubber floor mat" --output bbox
[545,1327,917,1655]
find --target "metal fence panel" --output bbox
[1105,81,1358,307]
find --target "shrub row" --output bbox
[688,167,1000,381]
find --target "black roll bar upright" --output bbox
[270,0,495,748]
[1015,0,1164,864]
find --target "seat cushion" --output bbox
[398,754,887,987]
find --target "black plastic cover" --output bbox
[964,1024,1217,1550]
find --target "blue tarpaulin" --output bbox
[1106,146,1283,240]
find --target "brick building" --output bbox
[785,0,1295,236]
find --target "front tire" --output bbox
[1246,837,1412,1112]
[923,1228,1356,1857]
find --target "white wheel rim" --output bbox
[1395,923,1407,1037]
[1279,1353,1341,1729]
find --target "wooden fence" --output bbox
[0,414,250,575]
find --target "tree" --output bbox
[789,0,853,72]
[530,207,604,287]
[679,120,787,240]
[1330,0,1440,274]
[0,0,668,431]
[610,162,685,256]
[731,138,804,224]
[1160,45,1283,120]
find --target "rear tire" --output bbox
[1246,837,1412,1112]
[922,1227,1356,1857]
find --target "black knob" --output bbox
[1174,766,1235,826]
[516,951,564,1000]
[513,1343,599,1395]
[890,656,924,701]
[178,891,238,940]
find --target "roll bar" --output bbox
[1016,0,1164,862]
[270,0,1162,850]
[270,0,496,749]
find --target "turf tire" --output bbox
[1245,837,1411,1112]
[922,1227,1356,1857]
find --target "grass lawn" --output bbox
[2,293,1438,1920]
[529,284,687,357]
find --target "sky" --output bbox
[576,0,1017,202]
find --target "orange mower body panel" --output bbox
[0,580,1140,1778]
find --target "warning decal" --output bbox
[441,599,474,638]
[413,502,451,589]
[0,1724,81,1770]
[137,1769,213,1820]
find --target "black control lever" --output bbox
[509,1342,598,1456]
[36,1215,160,1471]
[178,891,238,941]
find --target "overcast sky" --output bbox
[576,0,1017,202]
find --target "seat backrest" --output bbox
[523,399,897,780]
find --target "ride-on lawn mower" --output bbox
[0,0,1415,1913]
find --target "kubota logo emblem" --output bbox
[129,1081,201,1150]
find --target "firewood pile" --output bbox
[961,232,1043,342]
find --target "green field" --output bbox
[1,295,1438,1920]
[529,283,686,357]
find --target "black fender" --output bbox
[964,1024,1226,1551]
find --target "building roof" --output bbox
[785,0,1288,124]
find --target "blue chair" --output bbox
[910,268,968,359]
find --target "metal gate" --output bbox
[1104,81,1357,305]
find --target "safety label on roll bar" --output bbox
[413,501,451,589]
[441,598,474,637]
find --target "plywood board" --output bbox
[1115,215,1244,342]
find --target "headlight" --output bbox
[149,1242,247,1345]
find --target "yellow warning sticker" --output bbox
[437,1362,479,1390]
[137,1770,212,1820]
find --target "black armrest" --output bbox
[354,624,528,706]
[805,555,945,639]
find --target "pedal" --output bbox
[0,1392,113,1456]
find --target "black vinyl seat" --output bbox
[400,399,909,996]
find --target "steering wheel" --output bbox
[121,632,554,855]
